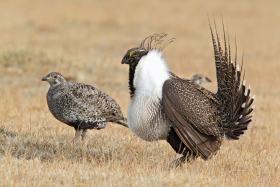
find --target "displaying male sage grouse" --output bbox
[42,72,127,142]
[121,26,254,165]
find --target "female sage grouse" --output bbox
[190,74,211,85]
[121,24,254,165]
[42,72,127,142]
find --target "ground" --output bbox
[0,0,279,186]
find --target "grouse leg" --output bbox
[72,129,83,143]
[169,155,187,168]
[81,129,87,142]
[169,153,197,168]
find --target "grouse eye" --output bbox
[53,75,58,79]
[129,51,135,57]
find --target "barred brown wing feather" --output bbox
[69,83,124,121]
[162,79,222,159]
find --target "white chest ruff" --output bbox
[128,96,170,141]
[127,50,171,141]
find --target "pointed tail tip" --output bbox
[116,118,128,128]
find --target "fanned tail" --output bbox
[209,21,254,140]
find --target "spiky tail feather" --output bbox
[209,21,254,140]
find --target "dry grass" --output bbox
[0,0,279,186]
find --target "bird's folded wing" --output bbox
[169,72,219,104]
[51,84,101,124]
[162,78,222,159]
[69,83,117,116]
[65,83,124,125]
[69,83,104,108]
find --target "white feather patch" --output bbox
[133,50,170,98]
[244,88,248,96]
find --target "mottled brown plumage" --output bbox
[163,78,222,159]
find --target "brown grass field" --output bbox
[0,0,279,186]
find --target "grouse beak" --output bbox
[205,77,212,83]
[42,76,47,81]
[121,58,129,64]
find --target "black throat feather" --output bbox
[128,63,137,98]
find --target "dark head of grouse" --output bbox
[121,33,174,97]
[121,48,148,65]
[121,33,174,65]
[42,72,127,143]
